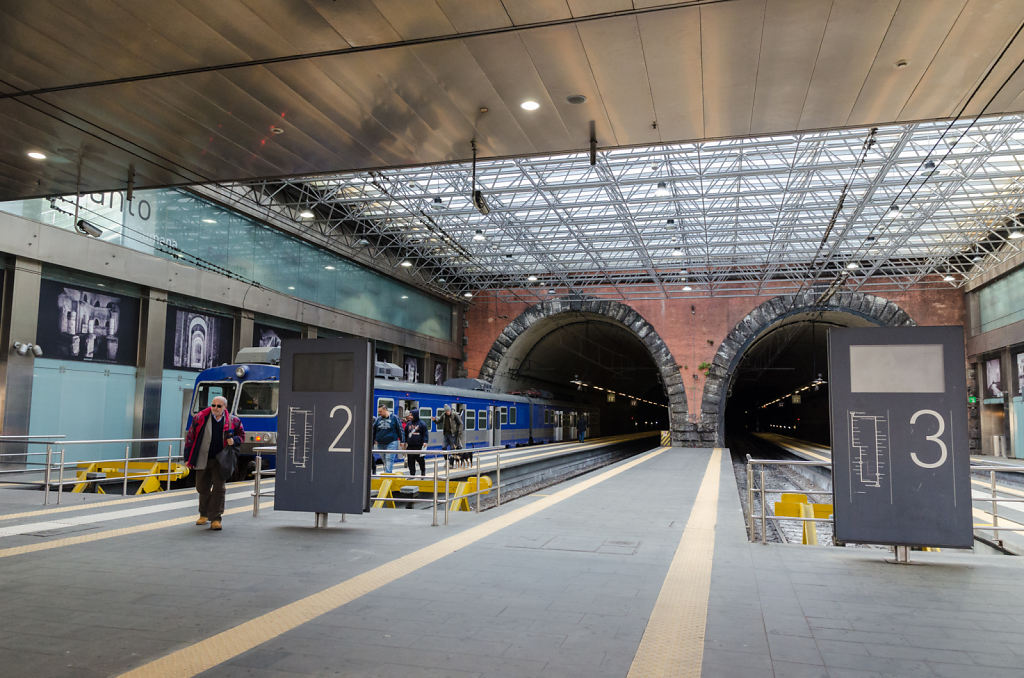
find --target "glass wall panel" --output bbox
[160,370,197,441]
[29,359,137,462]
[1,188,452,340]
[978,267,1024,333]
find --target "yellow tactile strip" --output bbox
[119,446,671,678]
[0,501,272,559]
[627,448,722,678]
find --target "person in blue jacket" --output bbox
[372,403,404,473]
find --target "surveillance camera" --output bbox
[31,344,43,357]
[75,219,102,237]
[13,342,29,356]
[472,189,490,216]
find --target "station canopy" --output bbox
[223,113,1024,302]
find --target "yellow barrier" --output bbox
[73,461,189,494]
[370,474,492,511]
[773,498,833,545]
[660,431,671,446]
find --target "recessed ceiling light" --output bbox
[846,262,859,270]
[299,210,314,218]
[324,265,336,270]
[520,100,540,111]
[400,260,412,267]
[27,151,46,160]
[527,275,538,282]
[895,59,909,69]
[269,125,284,135]
[463,292,473,298]
[202,218,216,224]
[566,94,586,105]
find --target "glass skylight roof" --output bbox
[233,113,1024,301]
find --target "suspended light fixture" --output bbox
[473,229,486,241]
[655,181,670,197]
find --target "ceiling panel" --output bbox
[700,0,764,138]
[435,0,512,33]
[800,0,898,130]
[639,7,704,143]
[502,0,573,25]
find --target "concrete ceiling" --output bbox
[4,0,1024,201]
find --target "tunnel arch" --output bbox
[477,297,689,444]
[701,291,916,445]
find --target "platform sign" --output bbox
[829,326,972,548]
[275,337,372,515]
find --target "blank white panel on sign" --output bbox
[849,344,944,393]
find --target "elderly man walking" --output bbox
[435,404,463,467]
[183,395,244,531]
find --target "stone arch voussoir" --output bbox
[701,291,916,445]
[477,297,692,446]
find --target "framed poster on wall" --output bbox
[1016,351,1024,397]
[164,306,232,370]
[985,357,1004,399]
[253,322,300,348]
[37,279,139,365]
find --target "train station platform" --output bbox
[2,446,1024,677]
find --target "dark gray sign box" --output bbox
[828,326,972,548]
[274,337,373,515]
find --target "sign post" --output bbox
[829,326,972,550]
[275,338,373,521]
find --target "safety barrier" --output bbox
[250,446,504,526]
[0,436,183,505]
[745,455,834,545]
[971,463,1024,548]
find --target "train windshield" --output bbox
[193,381,238,414]
[237,381,279,416]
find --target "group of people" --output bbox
[371,402,464,475]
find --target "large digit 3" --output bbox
[909,409,947,469]
[329,405,353,453]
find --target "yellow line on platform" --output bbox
[118,446,671,678]
[628,448,722,678]
[0,501,272,559]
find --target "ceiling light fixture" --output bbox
[324,265,336,271]
[432,196,444,209]
[299,210,314,218]
[463,292,473,298]
[846,262,859,270]
[943,274,955,282]
[27,151,46,160]
[287,286,295,290]
[655,181,670,197]
[202,218,216,224]
[471,138,490,215]
[473,229,486,241]
[520,100,540,111]
[671,248,683,257]
[566,94,586,105]
[527,275,538,282]
[400,295,408,299]
[400,260,412,267]
[1009,230,1024,239]
[682,285,692,291]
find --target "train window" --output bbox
[466,410,476,430]
[499,407,508,425]
[478,410,487,430]
[419,407,432,423]
[509,406,517,425]
[237,382,278,416]
[377,398,395,413]
[193,382,237,414]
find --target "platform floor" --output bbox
[2,447,1024,677]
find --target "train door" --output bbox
[553,410,563,441]
[455,403,467,447]
[497,406,505,447]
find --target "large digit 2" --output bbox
[909,409,948,469]
[329,405,352,453]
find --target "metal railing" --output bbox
[747,454,1024,548]
[745,455,833,544]
[250,446,505,526]
[1,435,184,505]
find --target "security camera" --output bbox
[13,342,29,356]
[75,219,102,237]
[31,344,43,357]
[472,189,490,216]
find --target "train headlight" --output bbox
[235,366,248,379]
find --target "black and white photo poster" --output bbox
[164,306,232,370]
[37,280,139,364]
[986,357,1004,398]
[253,323,300,348]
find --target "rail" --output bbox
[0,435,184,505]
[746,455,1024,548]
[250,446,505,527]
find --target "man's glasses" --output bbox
[211,404,224,409]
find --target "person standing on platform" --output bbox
[404,410,429,476]
[183,395,244,531]
[372,404,404,473]
[576,414,588,443]
[436,404,463,468]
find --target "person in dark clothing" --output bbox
[183,395,244,531]
[404,411,429,476]
[576,414,588,443]
[371,404,404,473]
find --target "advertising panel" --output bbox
[253,323,300,348]
[164,306,232,370]
[37,279,139,365]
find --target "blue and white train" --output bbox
[186,350,599,478]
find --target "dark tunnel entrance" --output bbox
[490,314,670,437]
[723,312,880,447]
